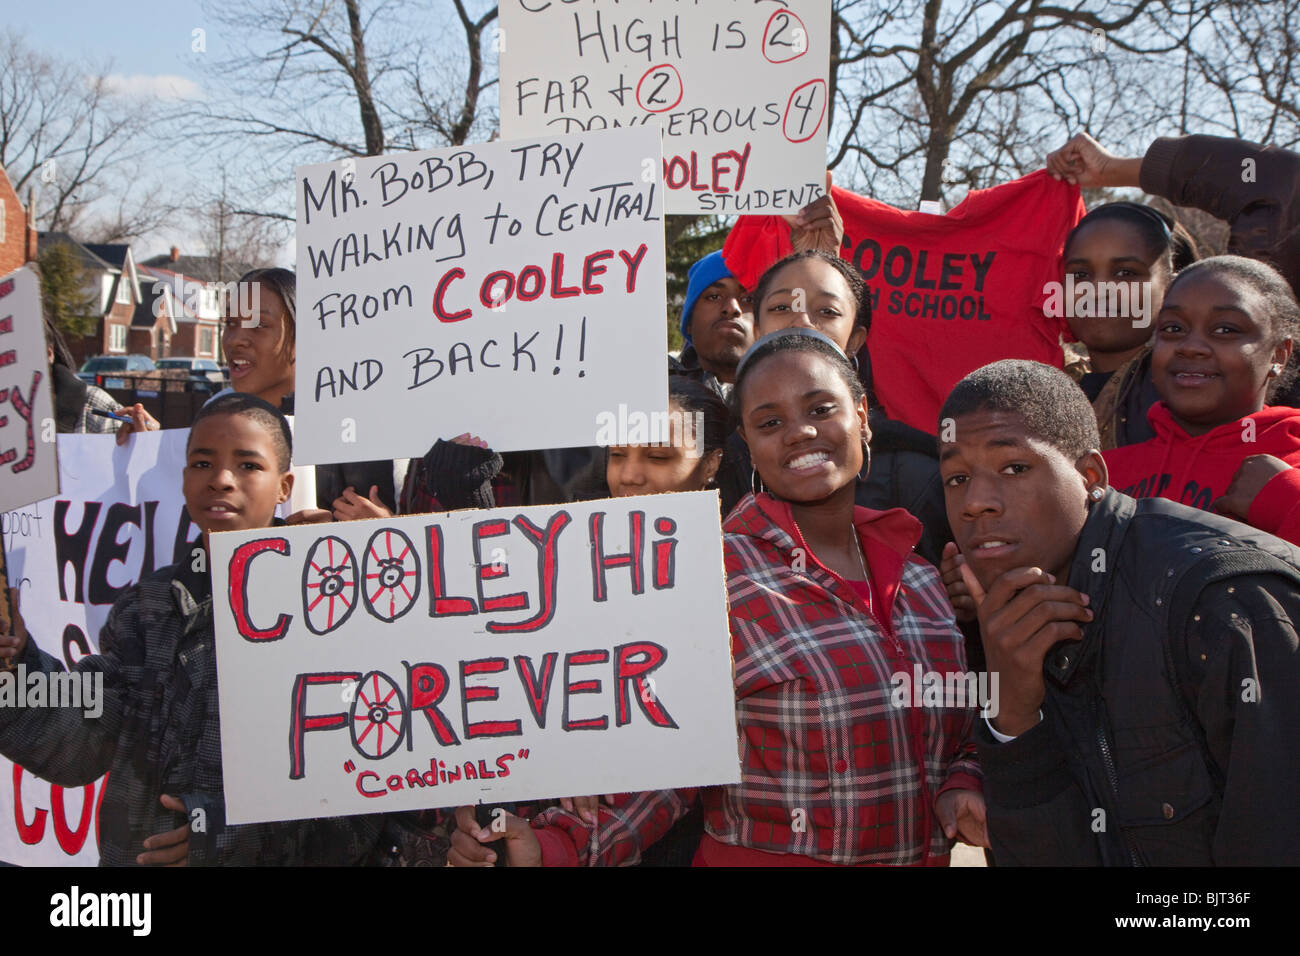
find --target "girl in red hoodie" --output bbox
[1103,256,1300,542]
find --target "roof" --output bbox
[140,252,255,284]
[137,264,219,323]
[0,166,21,206]
[83,242,131,268]
[39,231,141,312]
[39,231,112,271]
[132,279,178,335]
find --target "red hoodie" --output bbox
[723,170,1084,433]
[1103,402,1300,544]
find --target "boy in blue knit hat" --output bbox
[676,250,753,395]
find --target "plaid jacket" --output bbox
[534,493,981,866]
[80,385,123,434]
[0,563,385,866]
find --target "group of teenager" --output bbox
[4,127,1299,867]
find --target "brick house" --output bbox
[138,262,224,362]
[130,271,178,359]
[38,232,148,367]
[0,167,38,276]
[139,248,257,365]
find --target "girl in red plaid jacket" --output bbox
[450,319,986,866]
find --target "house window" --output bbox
[115,277,131,305]
[200,327,215,355]
[109,324,127,352]
[0,202,5,243]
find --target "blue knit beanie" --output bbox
[680,250,735,344]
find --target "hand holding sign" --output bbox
[1,588,27,669]
[448,805,540,867]
[113,403,161,446]
[784,171,842,255]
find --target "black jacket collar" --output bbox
[1051,490,1135,684]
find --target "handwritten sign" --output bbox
[0,268,58,513]
[293,126,668,467]
[0,431,199,865]
[499,0,832,215]
[209,491,739,824]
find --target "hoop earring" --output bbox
[751,467,765,497]
[851,354,860,372]
[858,438,872,482]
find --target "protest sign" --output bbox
[0,268,58,513]
[0,430,198,865]
[498,0,832,215]
[208,490,739,824]
[293,125,667,467]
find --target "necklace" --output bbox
[851,530,872,608]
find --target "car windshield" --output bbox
[157,360,191,368]
[82,358,127,372]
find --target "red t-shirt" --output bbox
[723,170,1084,433]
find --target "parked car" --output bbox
[77,355,156,388]
[156,357,226,392]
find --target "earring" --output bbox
[751,467,765,497]
[1271,363,1283,377]
[858,436,872,482]
[1089,487,1105,502]
[851,354,860,372]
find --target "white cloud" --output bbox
[103,73,203,101]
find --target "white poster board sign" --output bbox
[0,431,198,865]
[499,0,832,215]
[209,491,738,824]
[0,267,58,512]
[293,125,667,467]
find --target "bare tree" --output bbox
[195,170,288,279]
[198,0,499,158]
[826,1,1220,204]
[192,0,499,234]
[399,0,498,147]
[0,30,158,232]
[1183,0,1300,148]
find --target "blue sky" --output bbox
[12,0,218,93]
[10,1,257,260]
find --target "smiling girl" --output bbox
[1103,256,1300,542]
[718,250,952,570]
[448,330,985,867]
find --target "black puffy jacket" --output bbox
[978,490,1300,865]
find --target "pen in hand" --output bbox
[91,408,135,424]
